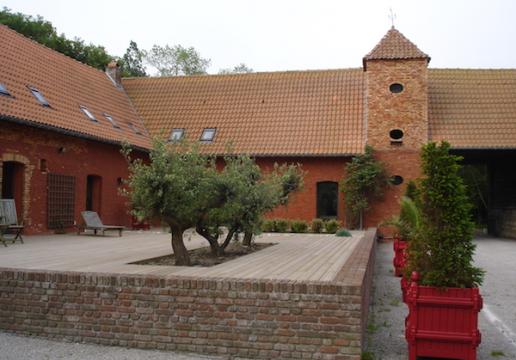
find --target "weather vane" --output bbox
[389,8,397,28]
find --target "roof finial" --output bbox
[389,8,397,28]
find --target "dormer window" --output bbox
[0,83,11,96]
[80,106,97,122]
[104,113,120,128]
[200,128,216,142]
[169,128,184,142]
[29,86,49,106]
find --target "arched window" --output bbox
[317,181,338,219]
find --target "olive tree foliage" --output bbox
[123,139,303,265]
[341,146,389,229]
[144,44,210,76]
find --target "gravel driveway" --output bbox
[365,236,516,360]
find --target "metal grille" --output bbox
[47,173,75,228]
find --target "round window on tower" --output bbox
[389,83,404,93]
[389,129,404,143]
[390,175,404,186]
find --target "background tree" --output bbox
[341,146,389,229]
[120,41,147,77]
[144,44,210,76]
[218,63,254,74]
[0,7,112,69]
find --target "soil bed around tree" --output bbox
[130,242,276,267]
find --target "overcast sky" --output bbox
[3,0,516,74]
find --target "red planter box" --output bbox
[401,276,409,303]
[393,237,407,277]
[405,273,482,360]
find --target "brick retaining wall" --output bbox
[0,229,377,359]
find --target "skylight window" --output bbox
[104,113,120,128]
[0,83,11,96]
[80,106,97,122]
[128,122,142,135]
[29,86,49,106]
[200,128,216,142]
[169,128,185,142]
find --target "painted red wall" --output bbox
[0,121,146,234]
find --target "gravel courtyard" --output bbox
[365,236,516,360]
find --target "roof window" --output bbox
[29,86,49,106]
[200,128,216,142]
[0,83,11,96]
[104,113,120,128]
[80,106,97,122]
[128,122,142,135]
[169,128,185,142]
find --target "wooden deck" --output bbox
[0,229,364,282]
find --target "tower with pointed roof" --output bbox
[362,27,430,227]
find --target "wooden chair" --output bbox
[0,199,24,246]
[78,211,125,236]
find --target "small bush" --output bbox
[275,219,290,233]
[324,219,341,234]
[291,220,309,233]
[336,228,352,237]
[261,219,276,232]
[311,218,324,233]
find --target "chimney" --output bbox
[106,60,122,87]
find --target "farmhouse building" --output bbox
[1,24,516,236]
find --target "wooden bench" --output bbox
[0,199,24,246]
[77,211,125,237]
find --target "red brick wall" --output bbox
[257,157,350,225]
[0,121,145,234]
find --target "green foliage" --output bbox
[459,164,488,226]
[219,63,254,74]
[407,142,484,288]
[361,351,375,360]
[335,228,352,237]
[1,7,112,69]
[120,41,147,77]
[404,180,419,201]
[274,219,290,233]
[291,220,309,233]
[342,146,389,229]
[144,44,210,76]
[311,218,324,233]
[383,196,421,240]
[324,219,341,234]
[261,219,275,232]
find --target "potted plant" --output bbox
[404,142,484,360]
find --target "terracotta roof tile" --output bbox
[123,69,365,156]
[0,24,150,149]
[363,27,429,68]
[429,69,516,149]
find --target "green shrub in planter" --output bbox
[275,219,290,233]
[261,219,276,232]
[291,220,309,233]
[311,218,324,233]
[336,228,352,237]
[407,142,484,288]
[324,219,340,234]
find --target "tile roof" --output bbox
[0,24,150,149]
[123,69,365,156]
[429,69,516,149]
[363,27,430,69]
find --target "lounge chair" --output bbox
[0,199,24,246]
[78,211,125,236]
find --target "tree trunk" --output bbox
[242,231,253,246]
[170,227,190,266]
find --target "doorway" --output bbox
[1,161,25,220]
[316,181,338,219]
[86,175,102,214]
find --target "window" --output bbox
[80,106,97,122]
[316,181,338,219]
[169,128,184,142]
[0,83,11,96]
[128,122,142,134]
[389,83,404,93]
[29,86,49,106]
[104,113,120,128]
[200,128,216,142]
[390,175,404,186]
[389,129,404,143]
